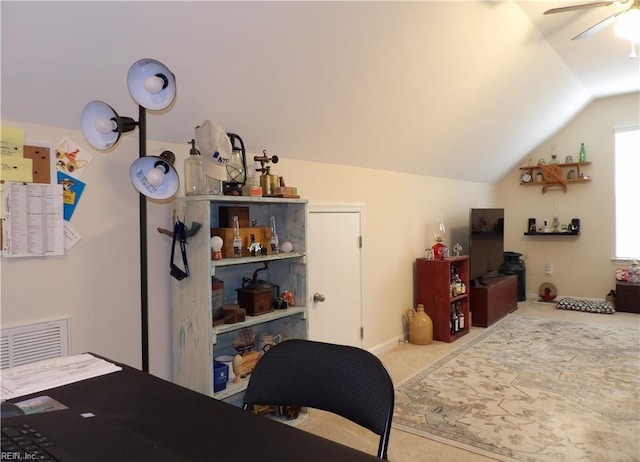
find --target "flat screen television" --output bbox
[469,208,504,283]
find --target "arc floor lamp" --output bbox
[81,58,179,372]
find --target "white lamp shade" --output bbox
[127,59,176,110]
[81,100,122,150]
[130,155,180,199]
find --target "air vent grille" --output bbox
[1,319,69,369]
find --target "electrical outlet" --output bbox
[545,263,552,275]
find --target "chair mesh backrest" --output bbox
[243,339,394,443]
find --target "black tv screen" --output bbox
[469,208,504,282]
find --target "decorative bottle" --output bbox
[270,216,279,254]
[406,304,433,345]
[184,139,206,196]
[232,215,242,257]
[579,143,587,163]
[457,303,464,331]
[450,304,459,335]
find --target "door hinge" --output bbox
[358,236,362,248]
[360,326,364,339]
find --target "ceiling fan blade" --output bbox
[544,0,623,15]
[572,10,626,39]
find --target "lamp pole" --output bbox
[138,105,150,373]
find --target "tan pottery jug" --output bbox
[406,304,433,345]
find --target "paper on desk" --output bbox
[0,353,122,400]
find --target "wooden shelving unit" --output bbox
[171,195,308,403]
[416,256,470,343]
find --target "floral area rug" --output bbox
[393,315,640,462]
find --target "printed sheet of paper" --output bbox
[1,354,122,400]
[2,182,64,257]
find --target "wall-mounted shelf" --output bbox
[523,232,580,236]
[519,162,592,193]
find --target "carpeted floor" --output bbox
[393,315,640,462]
[297,302,640,461]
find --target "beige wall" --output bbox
[3,92,634,380]
[496,92,640,300]
[0,121,495,380]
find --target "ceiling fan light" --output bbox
[615,9,640,42]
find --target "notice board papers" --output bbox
[2,182,64,257]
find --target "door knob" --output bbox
[313,293,326,303]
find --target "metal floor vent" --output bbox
[1,319,69,369]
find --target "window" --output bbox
[615,126,640,260]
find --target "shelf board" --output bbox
[520,178,591,186]
[524,232,580,236]
[177,195,307,205]
[519,161,591,170]
[214,378,248,400]
[212,251,306,269]
[213,306,306,337]
[450,293,469,303]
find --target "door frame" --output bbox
[308,203,366,346]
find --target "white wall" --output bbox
[1,120,496,379]
[496,92,640,300]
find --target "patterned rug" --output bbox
[393,315,640,462]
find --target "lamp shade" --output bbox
[81,101,124,150]
[130,151,180,200]
[127,59,177,111]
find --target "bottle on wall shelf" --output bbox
[184,139,206,196]
[232,215,242,257]
[579,143,587,163]
[270,216,279,254]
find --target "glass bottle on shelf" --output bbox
[232,215,242,257]
[579,143,587,163]
[270,216,279,254]
[184,139,206,196]
[450,304,459,335]
[457,303,464,331]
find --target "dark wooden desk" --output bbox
[7,359,379,462]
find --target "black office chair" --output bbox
[242,339,394,459]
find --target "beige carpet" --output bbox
[393,314,640,462]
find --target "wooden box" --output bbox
[470,275,518,327]
[211,227,272,258]
[236,287,273,316]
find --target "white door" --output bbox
[308,205,364,347]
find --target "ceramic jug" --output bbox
[406,304,433,345]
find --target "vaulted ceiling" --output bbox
[2,1,638,184]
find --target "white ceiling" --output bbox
[1,1,638,184]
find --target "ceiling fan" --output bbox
[544,0,640,56]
